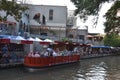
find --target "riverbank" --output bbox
[0,54,120,69]
[80,52,120,59]
[0,62,23,69]
[0,46,120,69]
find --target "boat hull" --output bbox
[24,55,80,69]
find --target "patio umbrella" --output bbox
[0,35,11,43]
[35,37,42,42]
[39,39,53,44]
[10,36,25,44]
[21,37,33,44]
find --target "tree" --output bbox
[0,0,28,21]
[70,0,115,25]
[104,1,120,34]
[104,34,120,47]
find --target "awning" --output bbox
[39,39,53,44]
[10,36,25,44]
[21,40,33,44]
[35,37,42,42]
[0,38,10,43]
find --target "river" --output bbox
[0,55,120,80]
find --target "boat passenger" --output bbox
[44,50,49,57]
[52,51,58,56]
[47,47,54,56]
[55,48,60,56]
[2,45,8,55]
[28,52,34,57]
[34,52,40,57]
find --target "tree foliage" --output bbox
[71,0,113,20]
[104,1,120,34]
[70,0,115,28]
[0,0,28,21]
[104,34,120,47]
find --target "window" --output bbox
[68,34,73,38]
[79,35,84,40]
[41,33,47,36]
[42,15,46,24]
[33,13,41,24]
[49,9,53,20]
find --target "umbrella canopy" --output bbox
[35,37,42,42]
[15,36,25,40]
[21,40,33,44]
[10,36,33,44]
[39,39,53,44]
[27,37,35,41]
[21,37,33,44]
[44,39,53,42]
[10,36,25,44]
[0,35,11,43]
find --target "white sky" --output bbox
[25,0,113,34]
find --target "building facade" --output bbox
[0,4,88,43]
[21,4,67,40]
[66,10,88,43]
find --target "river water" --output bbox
[0,55,120,80]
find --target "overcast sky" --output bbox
[25,0,113,34]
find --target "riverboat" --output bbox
[23,41,80,70]
[24,54,80,68]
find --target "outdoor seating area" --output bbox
[0,35,54,64]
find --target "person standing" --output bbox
[2,45,9,63]
[2,45,8,55]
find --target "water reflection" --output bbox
[0,56,120,80]
[75,62,107,80]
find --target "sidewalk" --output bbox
[0,62,23,68]
[0,58,24,68]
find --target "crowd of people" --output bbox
[0,45,23,64]
[1,44,119,64]
[27,47,80,58]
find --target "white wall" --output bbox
[24,5,67,27]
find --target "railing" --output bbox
[24,55,80,67]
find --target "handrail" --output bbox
[24,55,80,67]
